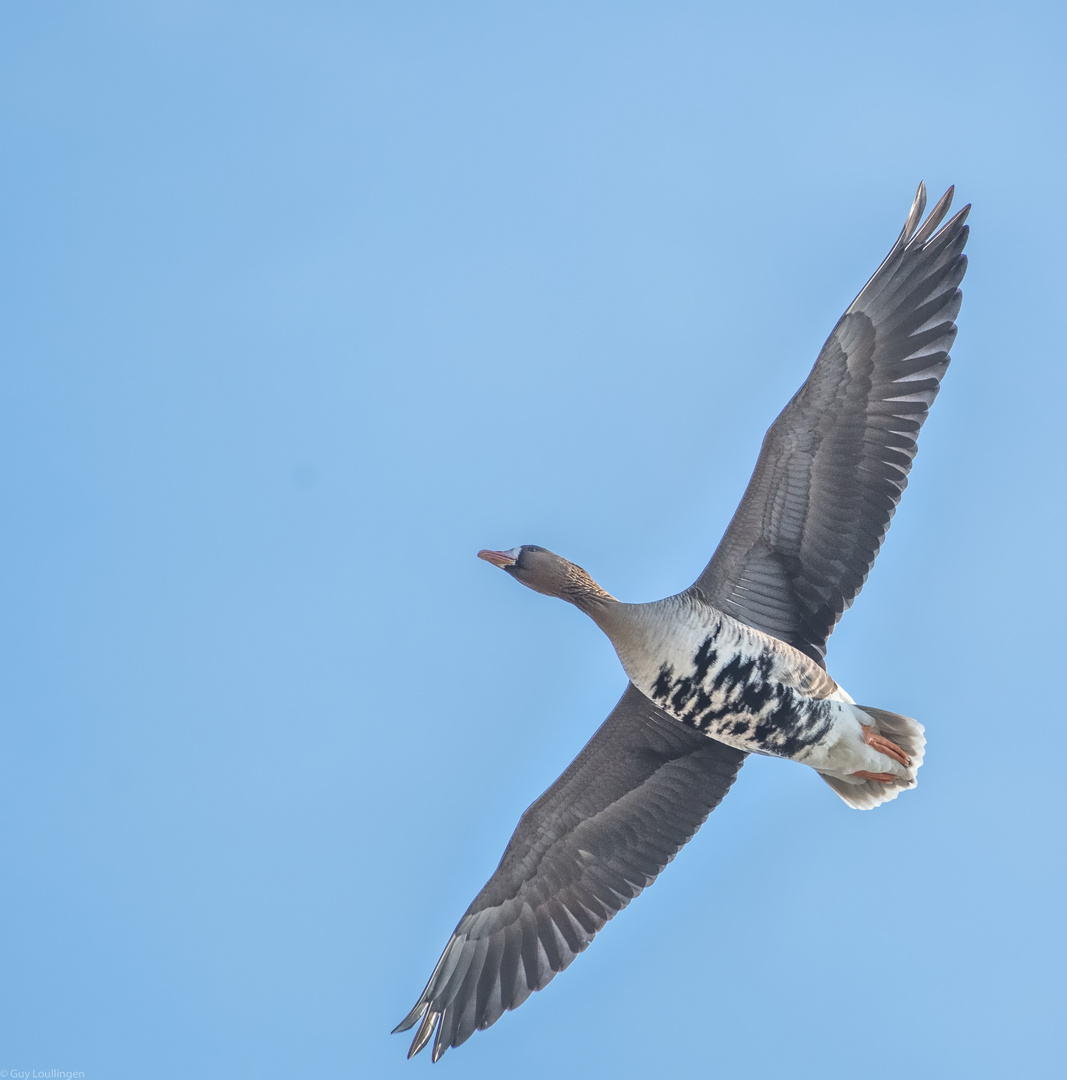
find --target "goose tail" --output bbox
[820,707,926,810]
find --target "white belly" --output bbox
[614,603,866,768]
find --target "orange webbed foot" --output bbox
[861,724,910,767]
[851,770,899,783]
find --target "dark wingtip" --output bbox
[908,185,959,248]
[392,1001,440,1060]
[391,1002,424,1035]
[904,181,927,241]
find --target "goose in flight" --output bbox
[394,183,969,1061]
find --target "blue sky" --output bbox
[3,2,1065,1077]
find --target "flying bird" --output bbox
[394,183,969,1061]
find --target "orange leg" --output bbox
[851,770,899,783]
[861,724,910,767]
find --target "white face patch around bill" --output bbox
[477,546,522,569]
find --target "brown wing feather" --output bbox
[692,183,969,664]
[393,684,746,1060]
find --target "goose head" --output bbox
[477,545,617,611]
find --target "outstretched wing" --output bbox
[393,684,746,1061]
[692,183,969,664]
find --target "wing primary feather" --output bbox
[408,1007,438,1059]
[908,185,954,247]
